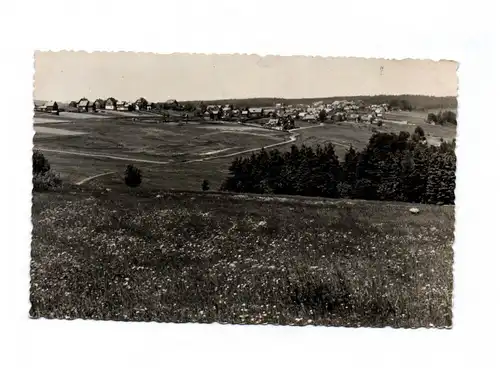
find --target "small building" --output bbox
[77,99,90,112]
[302,114,317,122]
[135,99,151,111]
[116,101,130,111]
[165,99,179,109]
[39,101,59,114]
[263,108,276,117]
[248,108,263,118]
[105,98,117,110]
[241,110,249,118]
[94,99,105,110]
[34,100,46,111]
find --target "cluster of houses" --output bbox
[202,103,287,121]
[35,97,181,114]
[203,100,390,125]
[71,98,162,112]
[291,100,390,123]
[34,96,391,127]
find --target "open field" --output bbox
[34,126,89,136]
[34,112,111,123]
[34,118,72,125]
[31,186,454,328]
[33,110,456,190]
[33,119,288,188]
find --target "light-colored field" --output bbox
[34,126,89,136]
[58,112,110,120]
[34,117,69,125]
[199,124,271,132]
[102,110,158,118]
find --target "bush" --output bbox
[201,179,210,191]
[414,126,425,139]
[318,109,327,122]
[124,165,142,188]
[427,113,438,124]
[33,170,62,192]
[33,150,50,175]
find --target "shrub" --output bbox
[33,150,50,175]
[33,170,62,192]
[337,182,353,198]
[427,113,438,124]
[124,165,142,188]
[201,179,210,191]
[318,109,327,122]
[414,126,425,139]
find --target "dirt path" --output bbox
[76,171,116,185]
[182,133,299,163]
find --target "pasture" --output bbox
[33,110,456,191]
[30,187,454,328]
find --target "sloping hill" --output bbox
[31,186,454,327]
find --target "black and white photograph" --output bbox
[30,51,458,328]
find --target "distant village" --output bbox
[35,97,394,131]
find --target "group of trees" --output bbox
[388,99,413,111]
[220,127,456,205]
[427,110,457,126]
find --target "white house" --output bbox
[105,99,117,110]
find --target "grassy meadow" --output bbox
[31,186,454,328]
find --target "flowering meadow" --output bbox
[31,186,454,328]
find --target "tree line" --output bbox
[220,127,456,205]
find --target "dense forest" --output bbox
[220,128,456,205]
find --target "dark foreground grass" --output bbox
[31,185,454,328]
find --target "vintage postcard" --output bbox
[31,52,457,328]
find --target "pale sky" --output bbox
[34,51,458,102]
